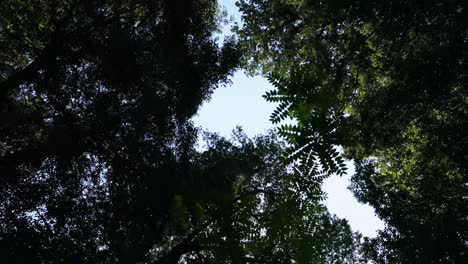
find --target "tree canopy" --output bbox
[1,0,360,263]
[236,0,467,262]
[2,0,467,263]
[0,0,239,262]
[149,129,366,263]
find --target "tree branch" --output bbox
[149,188,275,264]
[0,31,64,104]
[233,188,276,203]
[150,219,215,264]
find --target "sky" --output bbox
[193,0,384,237]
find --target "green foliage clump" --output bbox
[237,0,467,262]
[151,129,366,263]
[0,0,239,263]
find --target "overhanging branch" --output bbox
[150,188,275,264]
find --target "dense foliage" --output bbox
[151,129,366,263]
[236,0,467,263]
[0,0,364,263]
[0,0,239,263]
[2,0,467,263]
